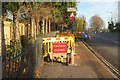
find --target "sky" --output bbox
[76,0,118,29]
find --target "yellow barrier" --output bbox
[43,37,74,56]
[42,36,75,64]
[56,33,75,51]
[56,33,74,39]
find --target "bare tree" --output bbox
[89,15,104,32]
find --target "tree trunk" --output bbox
[34,21,36,40]
[28,24,30,39]
[54,23,55,31]
[36,19,40,37]
[46,19,48,33]
[21,24,24,35]
[31,17,35,38]
[52,22,53,31]
[13,13,19,42]
[15,18,19,40]
[49,19,51,32]
[43,19,45,34]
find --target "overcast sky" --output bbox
[76,0,119,29]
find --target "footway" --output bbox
[37,38,117,78]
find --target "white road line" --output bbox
[95,35,118,44]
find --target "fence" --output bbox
[2,31,59,78]
[2,21,27,78]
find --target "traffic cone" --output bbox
[71,47,74,64]
[89,36,91,40]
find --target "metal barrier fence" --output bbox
[2,31,59,78]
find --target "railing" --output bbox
[2,31,59,78]
[2,41,24,78]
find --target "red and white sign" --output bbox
[52,43,67,53]
[70,12,75,22]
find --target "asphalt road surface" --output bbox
[84,32,119,71]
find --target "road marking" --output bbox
[96,35,118,44]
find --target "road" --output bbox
[84,32,119,71]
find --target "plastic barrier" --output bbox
[42,36,75,65]
[56,33,75,52]
[62,31,72,34]
[73,31,83,38]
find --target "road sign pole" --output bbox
[72,22,73,34]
